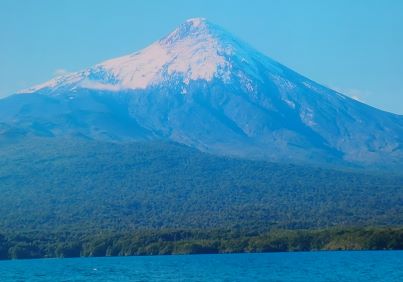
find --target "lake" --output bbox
[0,251,402,281]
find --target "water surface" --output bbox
[0,251,402,281]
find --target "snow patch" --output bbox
[100,42,170,89]
[284,99,296,109]
[271,74,296,92]
[300,107,316,127]
[80,80,124,91]
[186,17,206,27]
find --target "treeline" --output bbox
[1,227,402,260]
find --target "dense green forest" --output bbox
[0,138,402,259]
[0,138,402,231]
[0,227,402,260]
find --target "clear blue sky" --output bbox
[1,0,402,114]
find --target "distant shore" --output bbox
[1,226,402,260]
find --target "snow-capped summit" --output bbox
[22,18,245,93]
[20,17,283,95]
[4,18,403,168]
[161,17,215,43]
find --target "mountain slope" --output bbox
[1,17,402,166]
[0,138,402,231]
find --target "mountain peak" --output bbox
[183,17,209,30]
[21,18,241,93]
[159,17,224,46]
[8,19,403,167]
[186,17,207,26]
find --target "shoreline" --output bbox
[2,249,403,262]
[1,226,402,260]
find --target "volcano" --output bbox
[1,18,402,167]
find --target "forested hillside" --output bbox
[0,138,401,232]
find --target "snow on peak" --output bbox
[186,17,206,26]
[19,18,261,94]
[93,18,234,91]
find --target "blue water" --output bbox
[0,251,402,281]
